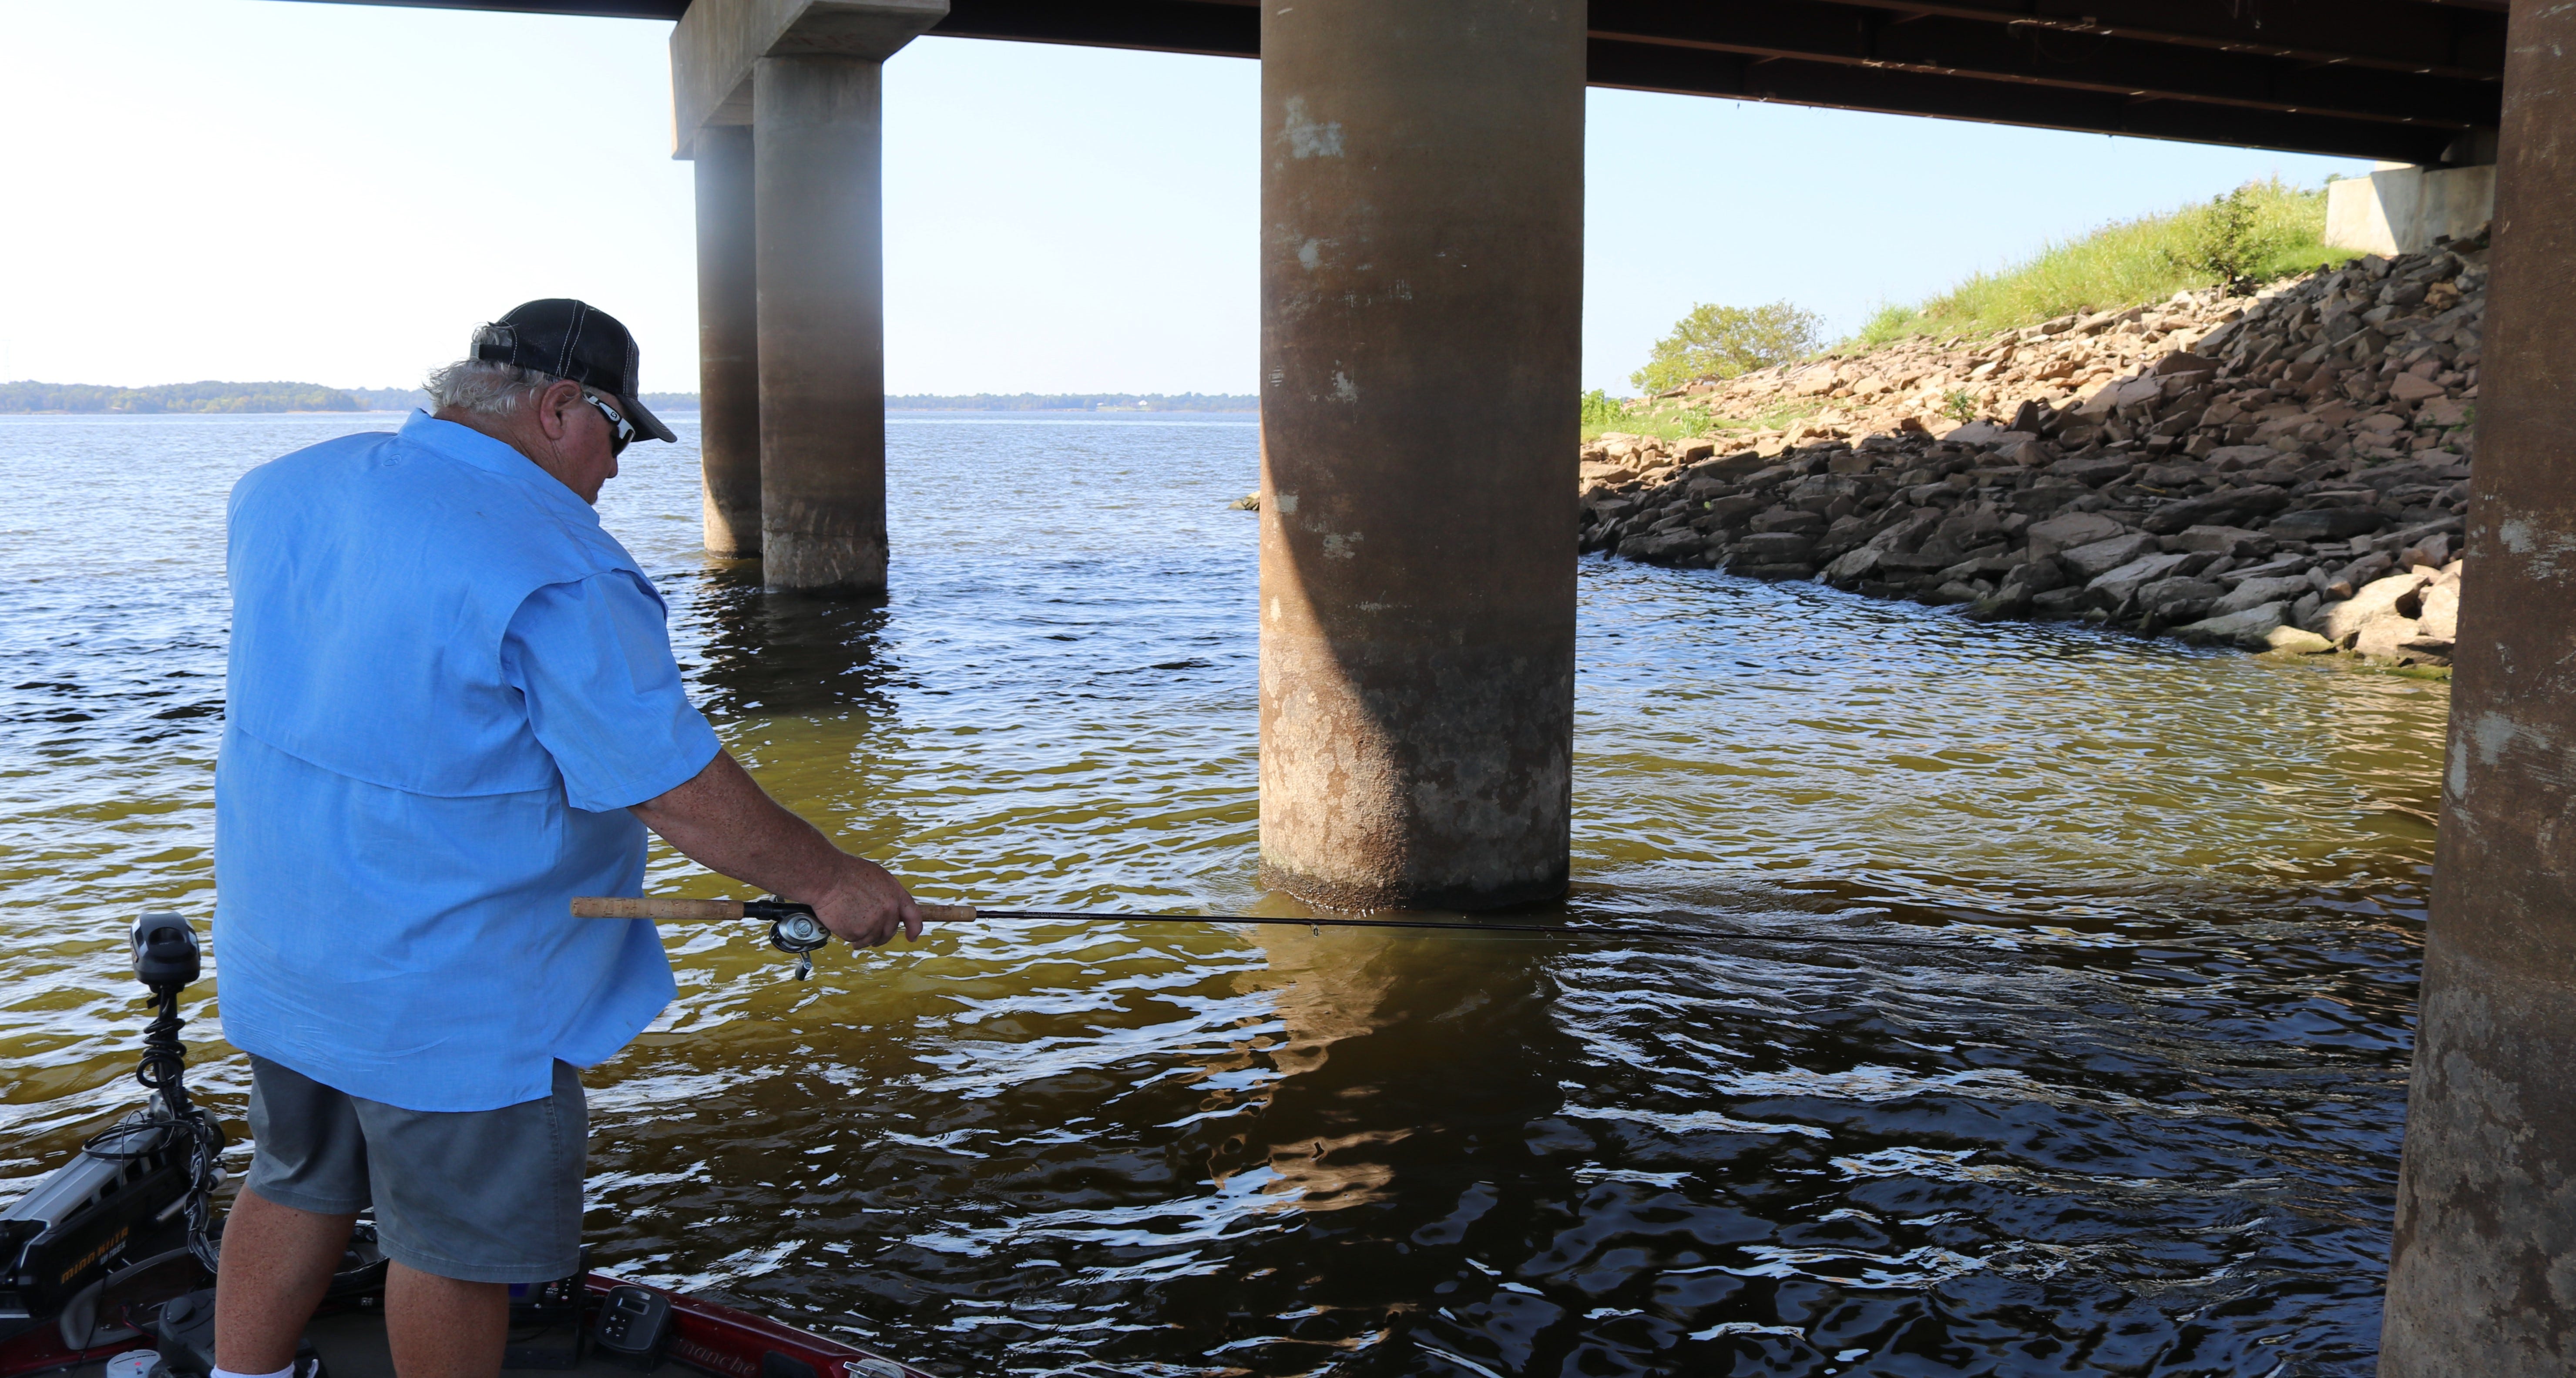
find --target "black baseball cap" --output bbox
[469,299,678,444]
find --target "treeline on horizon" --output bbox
[0,380,376,414]
[0,382,1255,415]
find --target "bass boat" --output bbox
[0,914,936,1378]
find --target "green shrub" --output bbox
[1580,389,1634,429]
[2160,182,2285,296]
[1631,301,1824,394]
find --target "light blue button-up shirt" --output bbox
[215,411,720,1112]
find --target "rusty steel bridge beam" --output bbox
[2379,0,2576,1369]
[1256,0,1582,912]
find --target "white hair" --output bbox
[423,359,563,418]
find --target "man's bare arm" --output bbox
[630,749,921,947]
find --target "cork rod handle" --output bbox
[572,897,744,921]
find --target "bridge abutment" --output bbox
[1254,0,1584,911]
[2381,0,2576,1368]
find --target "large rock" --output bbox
[2318,569,2434,643]
[2269,506,2391,542]
[2136,576,2224,622]
[2388,373,2447,403]
[2174,602,2291,650]
[2143,485,2291,535]
[2207,445,2284,470]
[1696,452,1772,481]
[2026,511,2124,557]
[2170,524,2274,558]
[1820,546,1882,585]
[1733,531,1818,565]
[1752,506,1827,535]
[2079,376,2161,418]
[2265,626,2337,655]
[2417,564,2462,641]
[2352,612,2425,660]
[2211,575,2312,617]
[2088,552,2196,608]
[2051,454,2137,487]
[1620,530,1706,564]
[2062,532,2163,579]
[1999,555,2068,595]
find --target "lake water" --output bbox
[0,411,2447,1375]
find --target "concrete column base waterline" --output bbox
[1254,0,1585,911]
[2378,1,2576,1371]
[694,123,760,559]
[753,52,890,594]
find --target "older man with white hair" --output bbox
[208,299,917,1378]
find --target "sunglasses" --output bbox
[582,392,637,456]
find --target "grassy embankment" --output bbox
[1585,179,2346,443]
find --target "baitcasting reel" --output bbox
[748,899,830,981]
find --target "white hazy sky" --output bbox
[0,0,2377,396]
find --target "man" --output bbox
[210,299,919,1378]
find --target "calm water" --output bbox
[0,412,2446,1376]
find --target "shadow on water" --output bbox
[0,413,2438,1375]
[678,560,904,719]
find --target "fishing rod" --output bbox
[571,896,1564,976]
[568,895,2014,978]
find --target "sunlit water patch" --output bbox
[0,411,2441,1375]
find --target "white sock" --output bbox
[211,1365,296,1378]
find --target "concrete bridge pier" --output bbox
[2379,0,2576,1370]
[671,0,945,593]
[754,51,893,593]
[1255,0,1585,911]
[693,123,759,558]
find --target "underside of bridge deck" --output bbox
[290,0,2505,162]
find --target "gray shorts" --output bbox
[242,1055,586,1284]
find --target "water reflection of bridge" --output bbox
[279,2,2563,1368]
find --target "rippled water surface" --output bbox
[0,413,2447,1375]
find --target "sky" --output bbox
[0,0,2379,397]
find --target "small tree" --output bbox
[1631,301,1824,394]
[2165,183,2284,296]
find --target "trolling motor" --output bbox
[0,915,225,1353]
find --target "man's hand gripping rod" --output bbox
[571,895,974,978]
